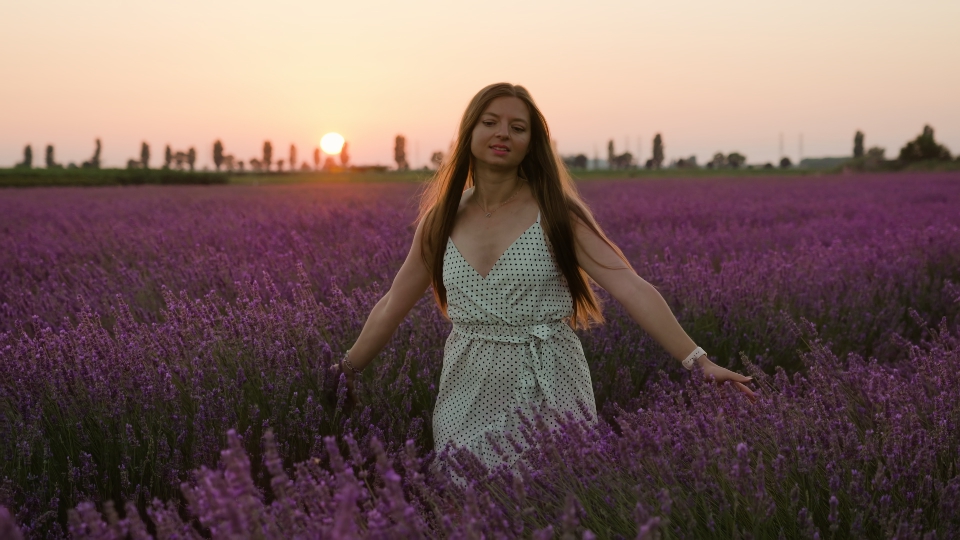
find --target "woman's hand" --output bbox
[697,357,756,402]
[327,361,361,409]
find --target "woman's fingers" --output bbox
[733,381,756,402]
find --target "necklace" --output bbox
[474,180,524,218]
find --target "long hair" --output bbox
[418,82,631,329]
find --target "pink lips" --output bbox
[490,145,509,156]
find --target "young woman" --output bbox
[330,82,755,475]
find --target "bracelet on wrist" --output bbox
[341,349,362,376]
[681,346,707,371]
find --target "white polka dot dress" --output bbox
[432,210,598,480]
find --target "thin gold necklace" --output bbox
[475,180,524,218]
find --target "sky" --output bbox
[2,0,959,170]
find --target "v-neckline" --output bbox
[448,217,539,281]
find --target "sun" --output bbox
[320,132,345,155]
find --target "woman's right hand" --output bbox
[327,361,360,409]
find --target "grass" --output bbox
[0,168,228,188]
[4,158,957,189]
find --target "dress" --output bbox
[431,210,598,478]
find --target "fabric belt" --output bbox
[451,320,570,413]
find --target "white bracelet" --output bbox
[681,346,707,370]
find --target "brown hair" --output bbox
[418,82,631,329]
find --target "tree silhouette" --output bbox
[727,152,746,169]
[81,139,101,169]
[213,140,224,171]
[899,125,952,163]
[289,144,297,171]
[15,145,33,169]
[313,148,320,170]
[45,145,62,169]
[709,152,725,169]
[652,134,664,169]
[607,140,615,168]
[263,141,273,171]
[340,142,350,167]
[854,130,864,158]
[395,135,409,171]
[277,159,285,172]
[187,147,196,171]
[780,157,792,168]
[164,146,172,169]
[141,142,150,169]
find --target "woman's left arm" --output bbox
[572,218,756,401]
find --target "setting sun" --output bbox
[320,132,345,155]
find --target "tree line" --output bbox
[557,125,957,171]
[10,125,957,172]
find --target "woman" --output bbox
[330,82,755,476]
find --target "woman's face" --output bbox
[470,96,532,171]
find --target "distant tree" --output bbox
[676,155,698,169]
[277,159,285,172]
[213,140,224,171]
[562,154,588,169]
[607,140,615,169]
[899,124,952,163]
[652,134,664,169]
[763,162,774,169]
[323,156,336,170]
[187,147,196,171]
[780,157,792,168]
[141,142,150,169]
[81,139,101,169]
[313,148,320,170]
[238,161,245,172]
[126,159,141,169]
[249,158,262,172]
[45,145,62,168]
[289,144,297,171]
[395,135,409,171]
[300,162,311,171]
[854,130,864,158]
[14,145,33,169]
[340,142,350,167]
[430,151,444,169]
[223,155,235,172]
[644,158,654,169]
[709,152,725,169]
[263,141,273,171]
[164,145,172,169]
[727,152,746,169]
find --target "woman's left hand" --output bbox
[698,358,756,402]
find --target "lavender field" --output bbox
[2,172,960,538]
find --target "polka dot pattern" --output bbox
[432,210,598,480]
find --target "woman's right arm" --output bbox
[336,217,433,374]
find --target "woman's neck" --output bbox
[473,164,523,207]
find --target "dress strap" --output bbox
[536,210,541,224]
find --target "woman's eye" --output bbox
[483,121,495,126]
[513,126,525,132]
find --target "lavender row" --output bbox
[4,302,960,538]
[2,172,960,536]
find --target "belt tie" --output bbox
[451,320,568,412]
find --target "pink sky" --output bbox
[2,0,958,170]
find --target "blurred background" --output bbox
[2,0,959,170]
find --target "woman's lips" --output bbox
[490,145,509,156]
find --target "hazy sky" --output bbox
[3,0,959,169]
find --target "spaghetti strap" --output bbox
[536,210,541,224]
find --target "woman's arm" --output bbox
[330,218,432,392]
[571,217,755,400]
